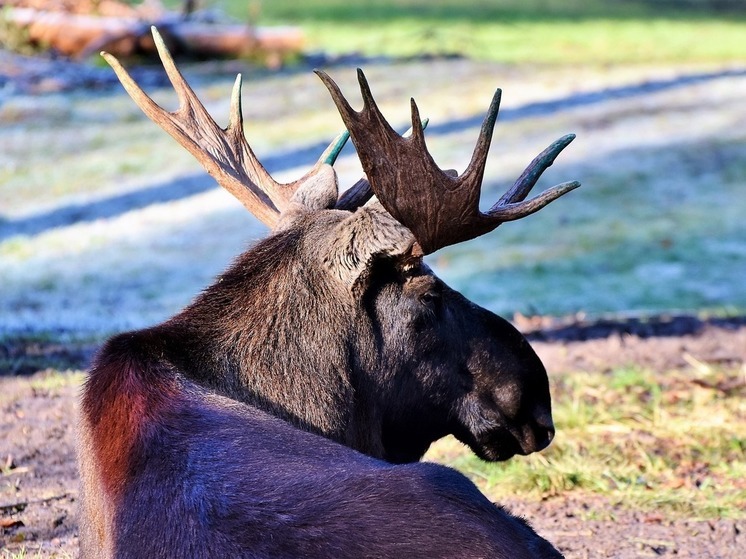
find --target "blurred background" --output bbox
[1,5,745,555]
[1,0,745,338]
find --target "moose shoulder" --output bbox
[80,336,562,558]
[78,27,578,558]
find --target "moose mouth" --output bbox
[461,426,525,462]
[466,414,557,462]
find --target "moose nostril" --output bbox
[534,412,554,435]
[533,422,554,451]
[524,409,555,452]
[545,426,555,445]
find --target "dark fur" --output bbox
[78,206,561,557]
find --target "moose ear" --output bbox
[289,163,339,211]
[324,203,416,289]
[275,164,340,231]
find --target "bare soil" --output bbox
[1,319,744,558]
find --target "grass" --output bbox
[3,59,745,333]
[435,134,746,317]
[0,329,94,377]
[172,0,746,65]
[0,548,74,559]
[27,369,85,395]
[426,363,746,519]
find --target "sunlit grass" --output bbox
[426,363,746,518]
[0,547,74,559]
[27,369,85,395]
[3,63,746,331]
[296,18,746,66]
[177,0,746,66]
[436,134,746,318]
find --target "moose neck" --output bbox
[380,404,451,463]
[156,228,390,456]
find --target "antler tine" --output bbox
[487,180,581,221]
[104,27,346,228]
[484,134,580,221]
[320,130,351,166]
[497,134,577,206]
[318,69,580,254]
[460,89,502,190]
[336,178,373,210]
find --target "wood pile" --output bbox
[0,0,304,64]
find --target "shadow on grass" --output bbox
[524,314,746,342]
[2,314,744,376]
[2,66,744,241]
[0,334,97,376]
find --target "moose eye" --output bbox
[419,290,442,307]
[412,289,442,330]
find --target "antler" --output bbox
[102,27,347,228]
[317,69,580,255]
[335,119,429,212]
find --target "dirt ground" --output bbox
[1,319,744,558]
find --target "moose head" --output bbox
[100,29,579,465]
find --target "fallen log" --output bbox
[163,22,305,60]
[4,7,150,57]
[1,7,304,62]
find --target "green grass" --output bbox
[426,363,746,518]
[27,369,85,395]
[213,0,743,22]
[171,0,746,65]
[0,332,94,376]
[3,61,745,329]
[435,136,746,318]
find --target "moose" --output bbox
[78,28,579,558]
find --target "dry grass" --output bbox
[427,363,746,519]
[0,548,73,559]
